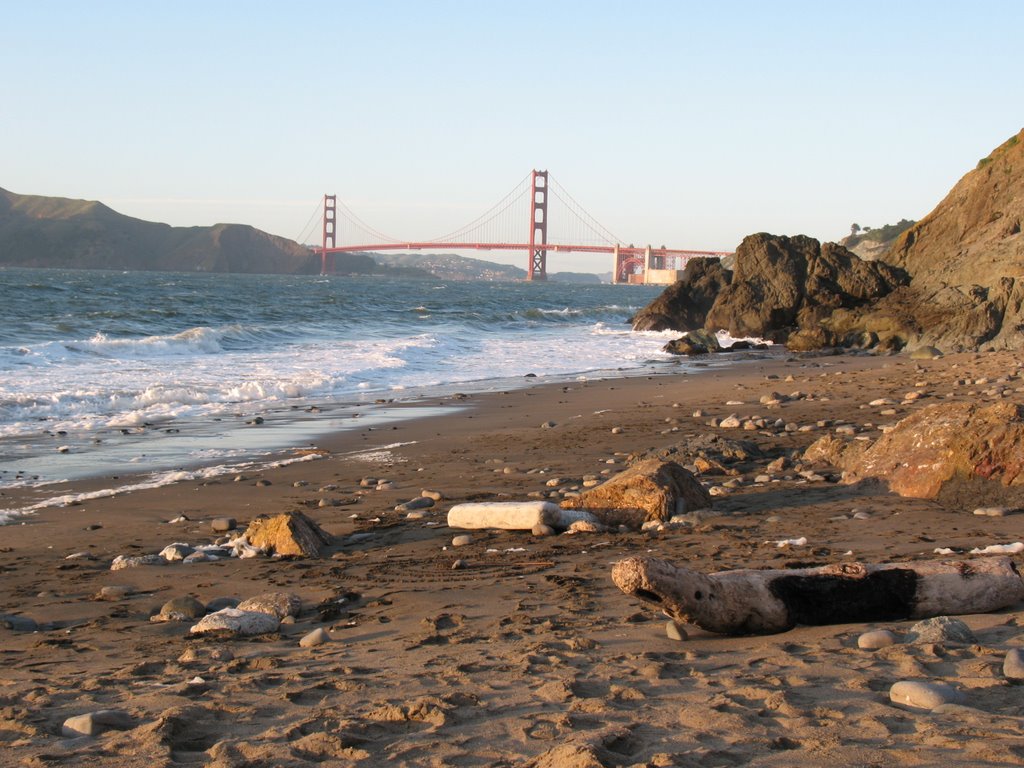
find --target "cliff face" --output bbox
[887,130,1024,290]
[0,188,320,274]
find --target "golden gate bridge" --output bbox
[298,171,730,283]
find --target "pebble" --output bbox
[62,709,134,738]
[64,551,95,560]
[889,680,965,712]
[152,595,206,622]
[421,489,444,501]
[906,616,977,645]
[395,496,434,512]
[189,608,280,637]
[237,592,302,619]
[858,629,898,650]
[611,426,624,434]
[719,415,741,429]
[0,613,38,632]
[1003,648,1024,681]
[532,523,556,537]
[452,534,473,547]
[540,421,557,429]
[98,585,133,600]
[973,506,1014,517]
[451,559,468,570]
[754,474,771,484]
[211,517,237,533]
[853,511,872,520]
[159,543,195,562]
[110,554,165,571]
[665,621,688,641]
[292,480,308,487]
[299,627,331,648]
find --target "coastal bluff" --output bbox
[636,127,1024,353]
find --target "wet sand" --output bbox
[2,350,1024,766]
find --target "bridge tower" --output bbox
[321,194,337,275]
[527,170,548,281]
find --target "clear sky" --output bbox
[3,1,1022,273]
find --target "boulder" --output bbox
[663,329,721,356]
[236,591,302,619]
[242,511,332,558]
[559,459,712,529]
[842,401,1024,502]
[704,234,905,342]
[153,596,206,622]
[189,608,280,637]
[631,257,732,332]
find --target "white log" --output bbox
[612,556,1024,635]
[446,501,595,531]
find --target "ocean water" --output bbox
[0,268,699,507]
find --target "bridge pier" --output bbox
[321,194,337,276]
[527,170,548,281]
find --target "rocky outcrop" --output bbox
[631,258,732,332]
[841,401,1024,504]
[829,129,1024,352]
[635,129,1024,353]
[704,235,906,341]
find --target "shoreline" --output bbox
[0,350,774,522]
[3,348,1024,765]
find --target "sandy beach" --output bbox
[2,349,1024,767]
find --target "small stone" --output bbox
[889,680,965,712]
[906,616,976,645]
[0,613,37,632]
[359,477,378,487]
[754,474,771,484]
[719,415,741,429]
[189,608,280,637]
[540,421,556,429]
[62,709,134,738]
[611,426,624,434]
[973,506,1014,517]
[110,554,165,571]
[159,543,195,562]
[211,517,237,533]
[64,551,95,560]
[154,596,206,622]
[1003,648,1024,681]
[395,496,434,512]
[531,523,556,537]
[98,585,133,600]
[421,489,444,501]
[255,479,272,487]
[237,592,302,619]
[299,627,331,648]
[452,535,473,547]
[665,621,687,641]
[858,629,898,650]
[451,559,468,570]
[292,480,308,487]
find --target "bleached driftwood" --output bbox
[447,501,596,531]
[612,556,1024,635]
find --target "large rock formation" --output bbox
[633,234,904,345]
[636,127,1024,353]
[631,258,731,332]
[838,129,1024,351]
[704,235,904,341]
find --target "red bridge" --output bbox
[303,171,731,283]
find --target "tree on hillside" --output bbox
[850,223,861,236]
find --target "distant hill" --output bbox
[0,187,606,281]
[0,187,321,274]
[368,251,604,282]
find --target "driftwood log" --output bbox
[612,556,1024,635]
[447,501,597,531]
